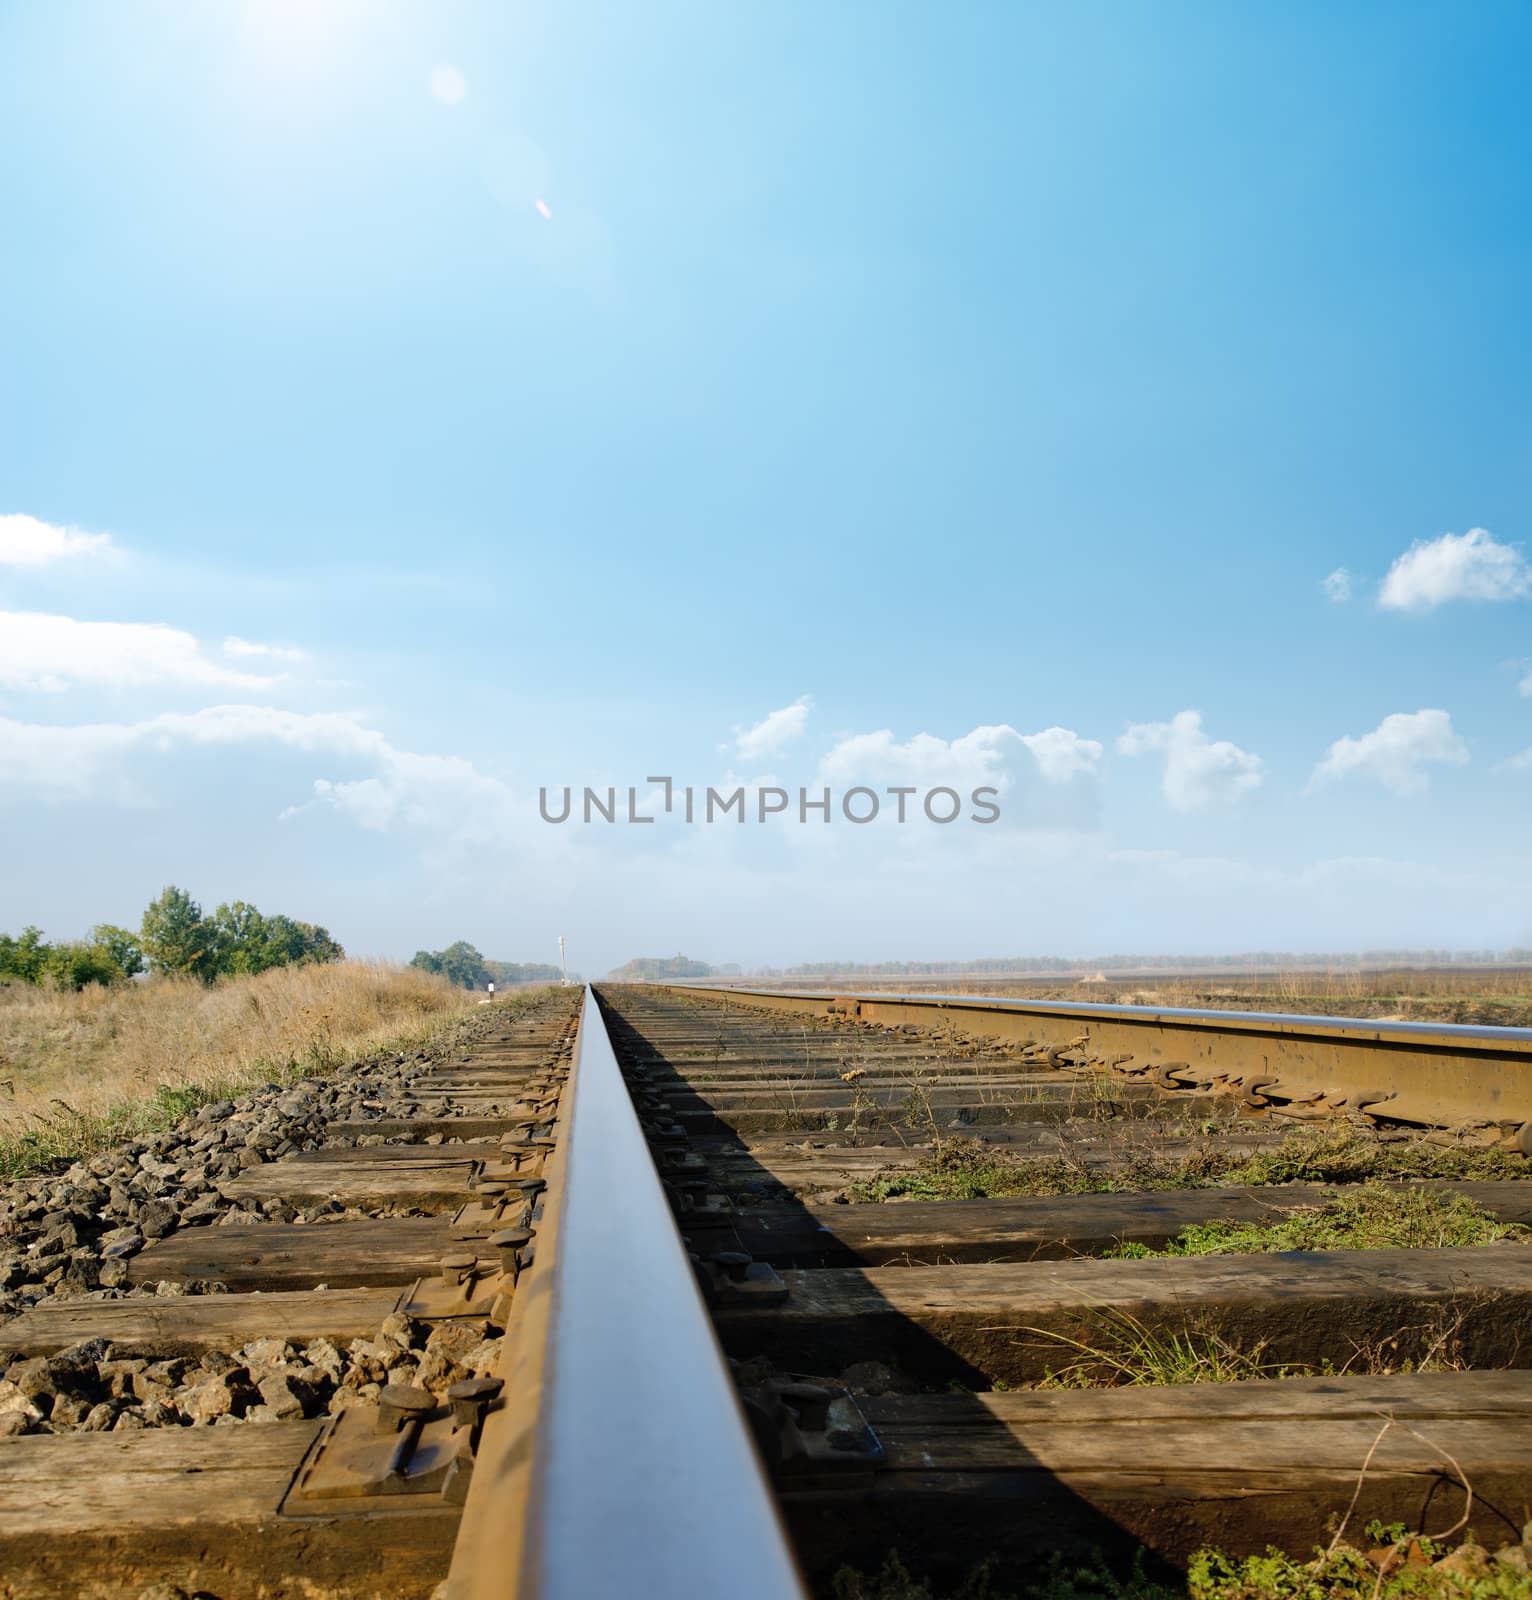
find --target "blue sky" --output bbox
[2,0,1531,973]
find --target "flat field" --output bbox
[758,967,1532,1029]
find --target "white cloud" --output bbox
[1018,726,1103,782]
[1378,528,1530,612]
[223,635,307,664]
[1519,667,1532,698]
[0,703,514,844]
[0,513,113,567]
[734,697,811,762]
[1116,710,1262,812]
[304,744,508,838]
[0,705,360,793]
[1308,709,1467,796]
[429,64,467,105]
[1321,567,1352,603]
[820,722,1101,797]
[821,725,1013,788]
[0,611,276,692]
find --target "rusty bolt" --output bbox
[689,1251,716,1305]
[378,1383,436,1435]
[447,1376,504,1429]
[777,1382,833,1432]
[440,1250,477,1287]
[712,1250,752,1283]
[489,1226,533,1280]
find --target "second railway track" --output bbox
[2,982,1531,1597]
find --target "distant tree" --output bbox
[140,886,221,981]
[211,900,265,973]
[46,941,129,991]
[606,954,714,980]
[2,895,338,991]
[136,894,344,982]
[91,924,145,980]
[209,903,344,975]
[483,960,563,986]
[440,941,489,989]
[0,924,141,991]
[411,941,490,989]
[254,913,343,970]
[0,926,51,984]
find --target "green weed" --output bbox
[1188,1541,1532,1598]
[1104,1184,1528,1259]
[1223,1129,1529,1188]
[829,1550,1179,1600]
[847,1127,1529,1205]
[1029,1309,1298,1389]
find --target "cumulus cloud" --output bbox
[1308,709,1467,795]
[733,697,811,762]
[0,611,277,692]
[819,723,1102,804]
[1321,568,1352,603]
[304,746,506,836]
[1378,528,1530,612]
[1116,710,1262,812]
[223,636,307,664]
[0,704,513,843]
[0,705,359,793]
[0,513,113,567]
[821,725,1016,788]
[1018,726,1103,782]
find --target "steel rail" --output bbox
[447,985,806,1600]
[647,983,1532,1141]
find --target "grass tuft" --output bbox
[847,1127,1529,1205]
[1019,1300,1476,1391]
[1188,1539,1532,1599]
[1104,1183,1529,1259]
[1029,1309,1298,1390]
[829,1550,1178,1600]
[830,1538,1532,1600]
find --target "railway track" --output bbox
[2,983,1531,1597]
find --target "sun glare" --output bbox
[238,0,356,66]
[430,63,468,106]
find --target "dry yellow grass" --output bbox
[0,962,539,1178]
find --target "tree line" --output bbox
[0,886,343,991]
[606,954,718,980]
[409,941,564,990]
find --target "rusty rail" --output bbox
[652,983,1532,1147]
[447,986,805,1599]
